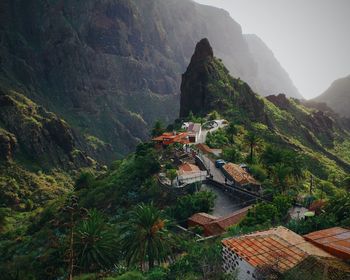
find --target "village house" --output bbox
[222,226,336,280]
[187,123,202,143]
[221,162,261,192]
[152,131,189,146]
[188,206,251,236]
[176,162,207,186]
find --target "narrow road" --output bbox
[198,119,227,144]
[200,154,226,184]
[201,184,244,217]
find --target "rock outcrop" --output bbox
[0,129,16,161]
[0,88,109,169]
[180,38,267,125]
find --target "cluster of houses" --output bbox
[152,121,350,279]
[152,121,202,147]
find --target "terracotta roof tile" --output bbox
[196,143,213,154]
[223,234,307,272]
[222,163,259,186]
[304,227,350,260]
[223,226,334,272]
[188,213,217,226]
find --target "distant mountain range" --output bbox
[0,0,301,161]
[313,75,350,118]
[245,34,302,99]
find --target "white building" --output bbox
[187,123,201,143]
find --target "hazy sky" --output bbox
[194,0,350,99]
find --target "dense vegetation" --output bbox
[0,142,223,280]
[1,35,350,280]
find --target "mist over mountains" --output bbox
[0,0,301,158]
[313,75,350,118]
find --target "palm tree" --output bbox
[271,163,292,193]
[245,131,261,163]
[74,209,120,272]
[120,203,172,270]
[226,123,237,143]
[151,120,165,137]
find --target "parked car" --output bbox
[215,159,226,168]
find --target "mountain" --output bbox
[313,75,350,118]
[180,38,267,123]
[0,0,300,159]
[0,85,114,210]
[180,38,350,177]
[245,34,302,98]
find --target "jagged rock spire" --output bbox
[189,38,214,65]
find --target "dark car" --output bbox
[215,159,226,168]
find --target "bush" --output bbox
[109,271,146,280]
[206,129,229,148]
[286,213,337,235]
[240,203,278,227]
[249,164,268,182]
[170,191,216,222]
[273,195,292,219]
[147,267,168,280]
[222,146,241,163]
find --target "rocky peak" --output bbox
[266,94,291,111]
[189,38,213,65]
[180,39,268,124]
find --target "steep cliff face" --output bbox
[245,34,302,98]
[0,0,300,157]
[0,87,110,169]
[313,75,350,118]
[180,38,267,124]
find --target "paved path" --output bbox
[198,119,228,144]
[200,154,226,184]
[201,184,244,217]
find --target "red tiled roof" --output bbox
[152,132,189,144]
[222,226,334,272]
[304,227,350,260]
[215,206,251,229]
[191,207,251,236]
[222,163,260,186]
[223,234,307,271]
[188,213,217,226]
[178,163,200,174]
[196,143,213,154]
[308,200,326,213]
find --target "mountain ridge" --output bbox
[0,0,301,158]
[313,75,350,118]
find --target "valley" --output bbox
[0,1,350,280]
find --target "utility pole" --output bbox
[309,174,314,196]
